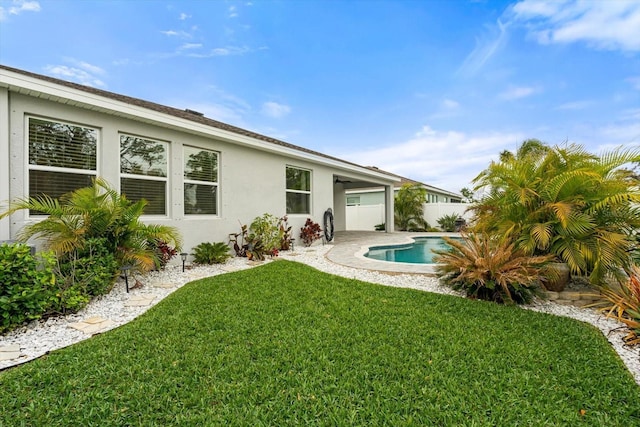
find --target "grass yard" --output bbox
[1,260,638,426]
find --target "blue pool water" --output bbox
[364,237,457,264]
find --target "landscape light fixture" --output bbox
[180,252,188,272]
[121,265,132,293]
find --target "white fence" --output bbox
[346,203,473,231]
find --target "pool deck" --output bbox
[325,231,461,275]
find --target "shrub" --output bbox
[0,243,57,333]
[193,242,232,264]
[434,232,553,304]
[591,265,640,345]
[278,216,293,251]
[300,218,322,247]
[150,239,178,270]
[0,177,182,273]
[53,238,120,313]
[437,213,459,232]
[249,213,283,254]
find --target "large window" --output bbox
[286,166,311,214]
[120,134,168,215]
[184,146,218,215]
[28,117,98,214]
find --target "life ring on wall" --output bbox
[323,208,334,242]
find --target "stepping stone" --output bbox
[153,282,174,289]
[124,295,156,307]
[68,317,115,334]
[0,345,21,361]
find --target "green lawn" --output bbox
[1,260,638,426]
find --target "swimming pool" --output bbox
[364,237,457,264]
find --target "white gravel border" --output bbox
[2,245,639,387]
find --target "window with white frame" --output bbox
[120,134,168,215]
[28,117,98,214]
[183,146,218,215]
[286,166,311,214]
[346,196,360,206]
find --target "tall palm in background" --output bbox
[394,183,428,231]
[471,140,640,284]
[0,178,182,272]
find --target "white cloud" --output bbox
[160,30,191,38]
[187,46,252,58]
[261,102,291,119]
[341,125,524,192]
[0,0,40,21]
[510,0,640,52]
[555,100,593,110]
[499,85,538,100]
[457,19,510,77]
[229,5,238,18]
[44,63,106,87]
[442,99,459,110]
[179,12,190,20]
[179,43,202,50]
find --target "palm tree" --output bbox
[471,141,640,284]
[0,177,182,272]
[394,183,428,231]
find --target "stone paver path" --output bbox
[124,295,156,307]
[153,282,175,289]
[68,316,115,334]
[0,344,21,361]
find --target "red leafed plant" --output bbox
[591,265,640,346]
[300,218,322,247]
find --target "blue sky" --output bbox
[1,0,638,194]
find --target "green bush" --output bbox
[0,243,57,333]
[249,213,283,253]
[437,213,459,232]
[192,242,232,265]
[0,177,182,273]
[53,238,119,313]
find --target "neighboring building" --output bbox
[0,65,399,250]
[345,169,463,206]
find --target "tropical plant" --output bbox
[0,177,182,272]
[149,240,178,270]
[300,218,322,246]
[278,216,293,251]
[52,238,119,313]
[590,265,640,346]
[394,183,428,231]
[437,213,459,232]
[248,213,283,254]
[471,140,640,285]
[434,232,554,304]
[192,242,232,265]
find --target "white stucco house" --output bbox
[0,65,399,251]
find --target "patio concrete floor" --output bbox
[325,230,460,275]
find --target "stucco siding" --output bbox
[3,93,341,252]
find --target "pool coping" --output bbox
[326,231,462,275]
